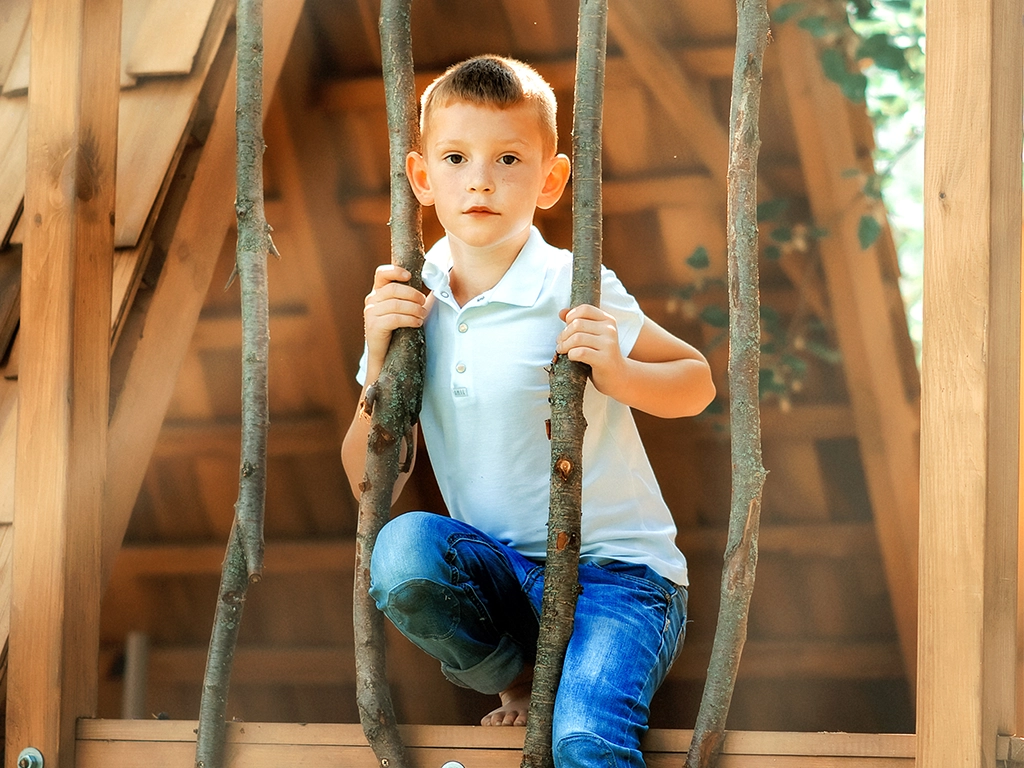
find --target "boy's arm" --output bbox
[341,264,427,500]
[557,304,716,419]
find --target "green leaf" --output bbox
[771,2,804,23]
[759,368,787,395]
[857,33,910,72]
[858,215,883,249]
[820,48,867,102]
[686,245,710,270]
[797,15,832,37]
[770,226,793,242]
[764,244,782,261]
[808,224,829,239]
[757,198,789,222]
[781,354,807,375]
[700,305,730,328]
[806,340,842,365]
[760,305,781,325]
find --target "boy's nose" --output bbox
[467,167,494,193]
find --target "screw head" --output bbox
[17,747,44,768]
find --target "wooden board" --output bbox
[0,26,29,97]
[113,0,232,247]
[0,381,17,524]
[126,0,218,77]
[75,721,916,768]
[6,0,120,762]
[0,0,30,89]
[0,95,27,246]
[918,0,1022,764]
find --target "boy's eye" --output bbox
[498,155,519,166]
[443,153,466,165]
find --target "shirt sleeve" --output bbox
[356,343,368,386]
[599,265,645,356]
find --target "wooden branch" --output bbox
[685,1,769,766]
[195,0,272,764]
[520,3,606,767]
[352,1,424,766]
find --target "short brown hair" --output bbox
[420,55,558,155]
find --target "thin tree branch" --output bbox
[684,1,769,766]
[352,1,424,766]
[520,2,607,766]
[195,0,272,764]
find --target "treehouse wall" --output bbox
[0,0,921,740]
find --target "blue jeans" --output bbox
[369,511,688,768]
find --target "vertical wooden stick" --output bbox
[352,1,424,766]
[195,0,273,764]
[684,1,768,766]
[520,2,607,766]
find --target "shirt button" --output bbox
[455,362,467,373]
[458,323,468,333]
[441,291,450,298]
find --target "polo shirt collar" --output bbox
[422,226,547,308]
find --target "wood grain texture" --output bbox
[0,0,30,89]
[126,0,218,76]
[919,0,1022,765]
[74,721,916,768]
[6,0,120,763]
[114,0,232,247]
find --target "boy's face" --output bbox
[406,101,569,255]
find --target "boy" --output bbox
[342,55,715,768]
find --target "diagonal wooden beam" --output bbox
[101,0,305,587]
[607,2,829,320]
[768,9,922,686]
[6,0,120,763]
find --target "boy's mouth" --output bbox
[464,206,497,215]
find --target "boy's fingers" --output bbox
[372,263,412,288]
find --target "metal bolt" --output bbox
[17,747,44,768]
[440,763,466,768]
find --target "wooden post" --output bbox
[6,0,120,766]
[919,0,1022,765]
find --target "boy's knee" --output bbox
[370,512,445,593]
[381,578,460,640]
[553,731,623,768]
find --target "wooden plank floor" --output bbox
[77,720,916,767]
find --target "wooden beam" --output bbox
[606,2,830,321]
[74,720,917,768]
[263,94,357,424]
[343,171,724,225]
[320,45,752,112]
[96,636,902,687]
[100,0,305,588]
[919,0,1022,764]
[769,5,922,686]
[152,413,337,457]
[6,0,120,764]
[108,522,879,583]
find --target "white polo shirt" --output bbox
[360,227,688,586]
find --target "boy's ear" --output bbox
[406,151,434,206]
[537,153,571,210]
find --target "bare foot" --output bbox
[480,666,533,726]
